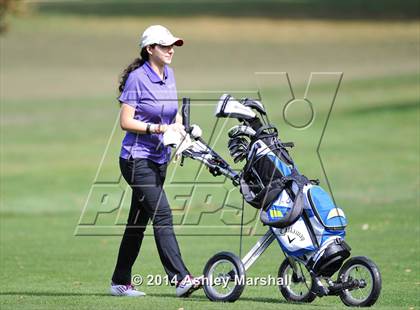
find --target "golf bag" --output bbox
[221,94,351,277]
[180,95,381,306]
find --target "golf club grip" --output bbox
[182,97,191,133]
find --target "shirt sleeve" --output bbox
[118,72,141,108]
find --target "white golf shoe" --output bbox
[176,275,202,297]
[110,282,146,297]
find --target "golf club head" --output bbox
[233,153,247,163]
[228,136,249,163]
[228,142,248,155]
[242,98,266,115]
[215,94,256,120]
[228,125,256,138]
[228,136,248,147]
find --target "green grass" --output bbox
[30,0,420,19]
[1,14,419,309]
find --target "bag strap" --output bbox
[259,188,305,229]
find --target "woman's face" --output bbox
[148,44,175,66]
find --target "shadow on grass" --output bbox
[0,291,324,307]
[148,292,294,305]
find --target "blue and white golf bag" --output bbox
[239,129,351,277]
[182,95,381,306]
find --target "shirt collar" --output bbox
[143,61,168,84]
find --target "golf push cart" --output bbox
[176,94,381,306]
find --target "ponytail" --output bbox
[118,47,152,97]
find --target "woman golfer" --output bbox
[110,25,200,297]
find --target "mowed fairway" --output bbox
[0,14,419,309]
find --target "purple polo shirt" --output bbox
[118,61,178,164]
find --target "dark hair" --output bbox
[118,46,154,97]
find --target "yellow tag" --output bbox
[270,208,283,219]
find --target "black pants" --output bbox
[111,157,190,285]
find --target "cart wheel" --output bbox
[338,256,381,307]
[202,251,245,302]
[278,258,316,303]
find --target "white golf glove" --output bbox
[163,127,180,148]
[163,126,193,156]
[190,124,202,139]
[176,134,192,156]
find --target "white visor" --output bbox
[140,25,183,49]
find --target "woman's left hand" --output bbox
[166,123,186,135]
